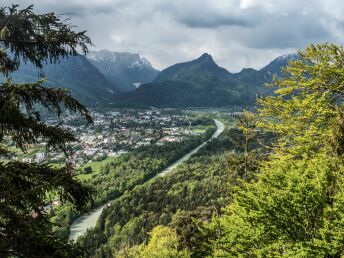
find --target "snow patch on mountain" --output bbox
[275,53,298,62]
[88,50,154,70]
[86,50,159,92]
[133,82,142,88]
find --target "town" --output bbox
[8,109,207,171]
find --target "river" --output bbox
[69,119,225,241]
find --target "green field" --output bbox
[76,156,118,181]
[10,145,44,159]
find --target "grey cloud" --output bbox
[176,13,257,28]
[1,0,125,16]
[156,0,266,28]
[1,0,344,72]
[231,13,337,49]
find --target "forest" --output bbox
[3,3,344,258]
[50,119,216,238]
[77,44,344,258]
[76,117,260,257]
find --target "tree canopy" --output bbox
[116,225,190,258]
[201,43,344,257]
[0,4,91,75]
[0,5,93,258]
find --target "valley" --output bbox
[1,3,342,257]
[2,48,299,257]
[19,109,223,239]
[69,118,225,241]
[5,109,204,168]
[76,112,246,257]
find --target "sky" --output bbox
[3,0,344,72]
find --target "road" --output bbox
[69,119,225,241]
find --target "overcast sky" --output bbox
[3,0,344,72]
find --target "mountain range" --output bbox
[7,55,118,104]
[6,50,298,107]
[6,51,159,104]
[113,53,298,108]
[87,50,159,92]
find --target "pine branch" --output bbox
[0,4,94,257]
[0,5,92,72]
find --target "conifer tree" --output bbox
[0,5,94,257]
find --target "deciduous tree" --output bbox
[203,44,344,257]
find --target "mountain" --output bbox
[153,53,231,86]
[260,53,298,75]
[115,80,242,108]
[114,53,297,107]
[113,53,240,108]
[113,53,242,107]
[5,51,297,108]
[232,53,299,93]
[8,55,118,105]
[87,50,159,92]
[113,53,297,108]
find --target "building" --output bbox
[36,152,45,163]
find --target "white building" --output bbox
[36,152,45,163]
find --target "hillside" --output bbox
[113,53,297,108]
[5,52,297,108]
[8,55,118,105]
[153,53,232,87]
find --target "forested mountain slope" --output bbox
[7,55,119,105]
[113,53,297,108]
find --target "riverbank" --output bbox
[69,119,225,241]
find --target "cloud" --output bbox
[2,0,344,71]
[158,0,263,28]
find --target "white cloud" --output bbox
[239,0,257,9]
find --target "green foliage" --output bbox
[51,121,216,239]
[0,79,91,151]
[88,124,216,206]
[200,43,344,257]
[0,5,91,73]
[0,4,93,257]
[256,44,344,157]
[171,209,216,258]
[83,166,93,174]
[0,162,93,257]
[206,154,344,257]
[78,123,256,257]
[116,225,190,258]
